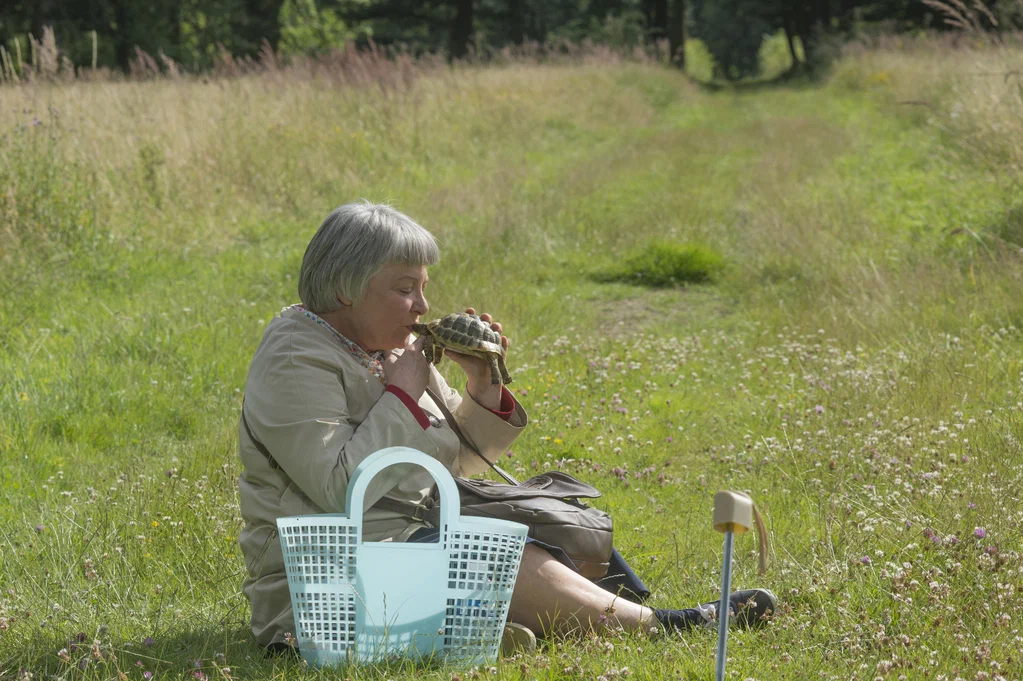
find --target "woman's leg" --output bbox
[509,544,659,636]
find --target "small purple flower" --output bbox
[32,117,41,126]
[144,673,153,680]
[78,659,89,671]
[967,502,977,509]
[665,436,673,443]
[35,524,44,533]
[974,527,987,539]
[136,660,144,668]
[814,405,825,415]
[930,534,942,546]
[143,636,155,647]
[860,555,871,565]
[946,535,959,545]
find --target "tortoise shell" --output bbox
[424,313,505,356]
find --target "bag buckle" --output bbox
[411,496,435,521]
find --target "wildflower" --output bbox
[143,636,155,646]
[57,649,70,663]
[860,556,871,565]
[143,673,153,680]
[815,405,825,415]
[974,527,987,539]
[35,524,44,533]
[946,535,959,545]
[214,652,226,665]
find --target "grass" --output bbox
[2,38,1023,680]
[592,242,724,287]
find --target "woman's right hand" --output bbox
[383,336,430,400]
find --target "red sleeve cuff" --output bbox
[486,386,516,421]
[386,385,430,430]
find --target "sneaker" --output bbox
[500,622,536,655]
[697,588,777,629]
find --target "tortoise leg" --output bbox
[487,354,502,385]
[497,355,512,385]
[433,346,444,366]
[422,336,436,364]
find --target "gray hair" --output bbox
[298,202,440,313]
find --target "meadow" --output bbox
[2,35,1023,680]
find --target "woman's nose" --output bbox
[413,292,428,316]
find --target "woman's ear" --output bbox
[337,293,353,307]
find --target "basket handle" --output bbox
[344,447,461,530]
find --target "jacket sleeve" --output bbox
[428,370,528,477]
[243,334,439,515]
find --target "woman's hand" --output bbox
[445,308,509,411]
[383,336,430,400]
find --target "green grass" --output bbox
[2,45,1023,680]
[592,242,724,287]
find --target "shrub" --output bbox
[594,241,724,287]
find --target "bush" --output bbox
[594,242,724,287]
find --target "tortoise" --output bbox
[412,313,513,385]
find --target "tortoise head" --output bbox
[410,322,431,335]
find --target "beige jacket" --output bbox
[237,306,527,647]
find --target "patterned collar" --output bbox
[286,304,387,384]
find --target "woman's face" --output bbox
[345,263,429,352]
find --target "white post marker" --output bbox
[712,491,754,681]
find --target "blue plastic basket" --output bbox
[276,447,528,667]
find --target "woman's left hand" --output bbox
[445,307,509,411]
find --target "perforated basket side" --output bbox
[278,519,359,586]
[293,590,358,655]
[442,528,527,662]
[277,516,361,666]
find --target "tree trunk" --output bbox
[449,0,474,59]
[668,0,685,69]
[652,0,669,39]
[509,0,525,44]
[113,0,132,72]
[783,15,800,69]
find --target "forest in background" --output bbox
[3,0,1023,82]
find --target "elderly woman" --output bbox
[237,202,775,654]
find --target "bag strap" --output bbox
[240,400,440,526]
[425,386,521,486]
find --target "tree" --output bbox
[690,0,772,79]
[668,0,684,68]
[449,0,473,58]
[278,0,352,56]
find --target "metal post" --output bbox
[715,530,734,681]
